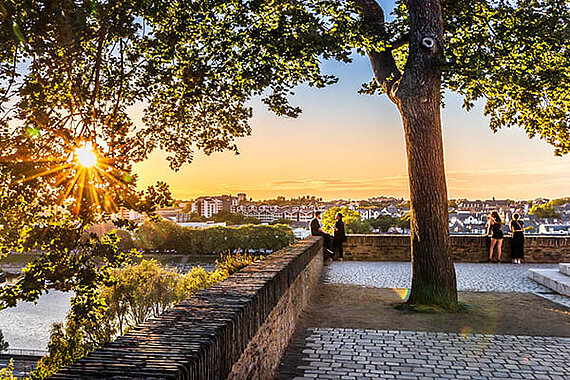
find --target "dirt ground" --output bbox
[298,283,570,337]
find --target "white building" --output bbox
[178,221,227,228]
[538,224,570,235]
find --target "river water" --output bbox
[0,291,72,351]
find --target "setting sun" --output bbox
[75,143,98,168]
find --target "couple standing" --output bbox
[310,211,347,260]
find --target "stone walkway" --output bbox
[324,262,557,293]
[279,262,570,379]
[290,328,569,380]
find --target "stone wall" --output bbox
[52,237,324,380]
[343,235,569,263]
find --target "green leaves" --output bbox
[442,0,570,155]
[131,219,295,254]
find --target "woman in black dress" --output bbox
[487,211,504,262]
[510,213,525,264]
[333,213,347,261]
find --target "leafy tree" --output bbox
[549,198,570,207]
[270,218,294,225]
[370,215,398,232]
[529,204,562,219]
[131,220,294,255]
[30,256,252,379]
[243,216,263,225]
[347,219,373,234]
[369,214,410,232]
[210,210,261,225]
[185,212,208,222]
[321,206,370,233]
[2,1,569,311]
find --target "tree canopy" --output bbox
[1,0,568,228]
[1,0,569,310]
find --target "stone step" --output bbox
[560,263,570,276]
[528,269,570,297]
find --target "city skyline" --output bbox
[133,53,570,201]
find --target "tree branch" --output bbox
[353,0,402,101]
[391,33,410,50]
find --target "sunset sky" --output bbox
[133,53,570,201]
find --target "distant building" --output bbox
[192,195,237,218]
[119,208,144,222]
[456,199,485,211]
[538,224,570,235]
[532,198,549,206]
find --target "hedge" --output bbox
[116,219,295,255]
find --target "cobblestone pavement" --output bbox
[290,328,570,380]
[324,262,558,293]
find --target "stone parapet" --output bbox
[343,235,569,263]
[52,237,324,379]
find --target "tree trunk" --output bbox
[395,0,457,307]
[397,93,457,307]
[358,0,458,307]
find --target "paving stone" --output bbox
[323,262,561,293]
[285,328,570,379]
[280,262,570,379]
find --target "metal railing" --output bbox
[0,348,47,357]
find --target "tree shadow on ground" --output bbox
[300,283,569,337]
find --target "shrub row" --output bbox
[117,220,295,255]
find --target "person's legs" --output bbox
[497,239,503,262]
[323,234,333,258]
[489,239,497,261]
[338,242,343,260]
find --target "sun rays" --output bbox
[74,143,98,168]
[14,140,135,218]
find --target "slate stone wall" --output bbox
[343,235,569,263]
[51,237,324,380]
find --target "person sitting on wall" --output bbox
[310,211,333,258]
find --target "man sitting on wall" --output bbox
[310,211,334,258]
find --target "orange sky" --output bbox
[133,56,570,201]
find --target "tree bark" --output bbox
[358,0,458,307]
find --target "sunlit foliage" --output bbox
[321,206,371,234]
[0,0,568,358]
[127,220,295,254]
[30,255,258,379]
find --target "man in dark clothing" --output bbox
[333,212,347,261]
[310,211,333,257]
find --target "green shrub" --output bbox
[30,255,259,379]
[0,359,17,380]
[129,220,295,255]
[216,252,260,276]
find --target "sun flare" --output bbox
[75,143,98,168]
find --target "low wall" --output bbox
[52,237,324,379]
[344,235,569,263]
